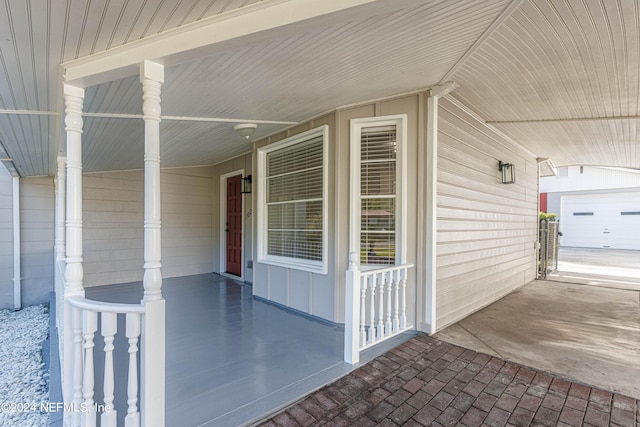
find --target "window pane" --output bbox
[361,126,397,161]
[267,137,323,176]
[360,198,395,264]
[361,161,395,195]
[267,230,322,261]
[267,201,322,230]
[267,167,323,203]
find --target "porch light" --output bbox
[234,123,257,140]
[499,161,515,184]
[242,175,252,194]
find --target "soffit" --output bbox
[80,0,508,172]
[2,0,638,176]
[450,0,640,168]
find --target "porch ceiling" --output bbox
[0,0,638,177]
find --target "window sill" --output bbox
[257,256,327,275]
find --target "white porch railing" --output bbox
[65,296,145,427]
[344,252,414,364]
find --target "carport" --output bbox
[435,276,640,399]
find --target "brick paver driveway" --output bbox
[258,335,639,426]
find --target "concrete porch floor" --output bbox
[434,279,640,400]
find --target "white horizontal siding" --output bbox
[19,177,55,306]
[435,97,538,329]
[83,166,214,287]
[161,167,214,278]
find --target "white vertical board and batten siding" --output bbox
[252,97,422,324]
[253,114,336,321]
[83,166,214,287]
[0,168,14,308]
[435,97,538,329]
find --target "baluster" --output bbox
[359,276,366,347]
[400,267,407,329]
[368,275,376,343]
[82,310,98,426]
[377,274,384,339]
[72,306,83,427]
[393,269,400,331]
[385,271,392,335]
[101,312,117,427]
[125,313,141,427]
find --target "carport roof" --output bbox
[0,0,638,177]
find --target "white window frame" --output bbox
[256,125,329,274]
[350,115,407,268]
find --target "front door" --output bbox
[226,175,242,276]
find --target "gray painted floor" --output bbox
[84,274,414,427]
[435,279,640,400]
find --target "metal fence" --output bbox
[539,220,559,279]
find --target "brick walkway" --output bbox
[257,335,639,427]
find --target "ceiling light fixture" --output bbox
[234,123,257,140]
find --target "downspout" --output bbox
[12,176,21,310]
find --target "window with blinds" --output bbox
[350,115,406,267]
[360,125,397,265]
[257,126,328,274]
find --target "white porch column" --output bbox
[54,156,66,331]
[139,60,165,427]
[62,84,85,415]
[423,82,457,335]
[423,94,438,334]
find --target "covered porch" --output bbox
[52,273,414,426]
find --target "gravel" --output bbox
[0,304,50,427]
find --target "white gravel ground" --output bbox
[0,304,50,427]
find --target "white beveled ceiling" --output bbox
[0,0,638,177]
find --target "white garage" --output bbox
[560,192,640,250]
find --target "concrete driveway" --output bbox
[434,280,640,399]
[549,247,640,291]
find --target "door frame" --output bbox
[220,169,245,279]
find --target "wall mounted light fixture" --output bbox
[241,175,252,194]
[499,161,516,184]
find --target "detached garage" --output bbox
[560,192,640,250]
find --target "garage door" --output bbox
[560,192,640,250]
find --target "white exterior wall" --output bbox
[252,115,337,322]
[83,166,214,287]
[435,97,538,330]
[83,171,144,286]
[0,166,13,308]
[162,167,215,278]
[20,177,55,306]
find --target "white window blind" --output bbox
[257,125,328,274]
[360,125,397,265]
[266,136,324,261]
